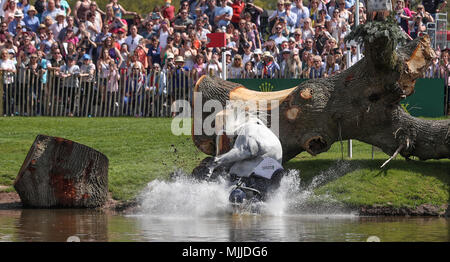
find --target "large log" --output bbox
[192,25,450,163]
[14,135,108,208]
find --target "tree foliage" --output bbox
[345,17,407,47]
[66,0,166,16]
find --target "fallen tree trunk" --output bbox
[14,135,109,208]
[192,24,450,163]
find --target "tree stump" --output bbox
[14,135,109,208]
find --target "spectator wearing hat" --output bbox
[251,48,263,69]
[50,11,67,38]
[214,0,233,28]
[259,51,280,78]
[8,10,25,36]
[163,51,174,70]
[23,5,40,32]
[221,50,230,65]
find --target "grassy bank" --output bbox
[0,117,449,209]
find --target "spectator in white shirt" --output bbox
[125,24,143,53]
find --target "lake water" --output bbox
[0,170,449,242]
[0,209,449,242]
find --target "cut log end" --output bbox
[13,135,109,208]
[286,106,301,122]
[300,88,313,100]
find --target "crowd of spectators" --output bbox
[0,0,448,115]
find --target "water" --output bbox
[0,167,449,242]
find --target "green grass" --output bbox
[0,117,206,200]
[286,137,450,208]
[0,117,449,208]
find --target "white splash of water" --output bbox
[138,175,232,218]
[137,161,355,218]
